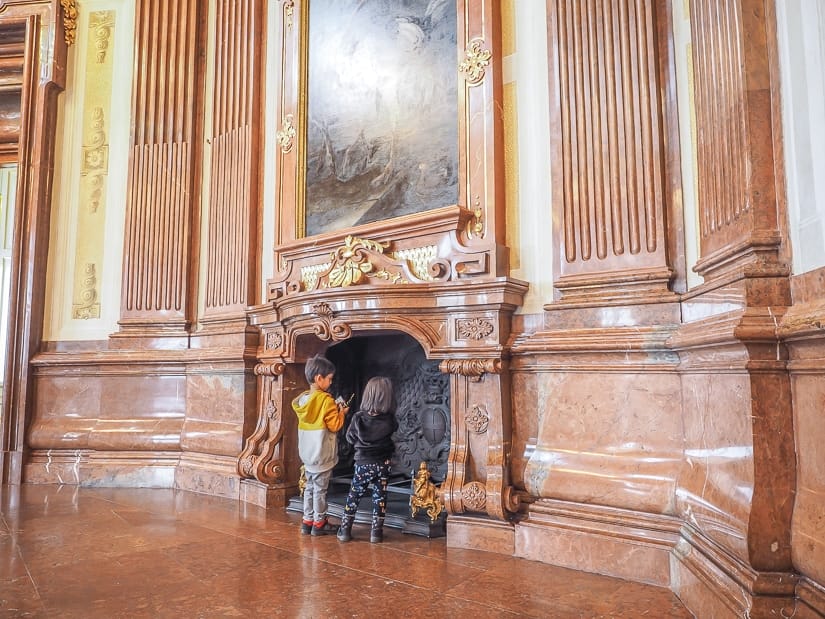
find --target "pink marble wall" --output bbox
[676,372,753,562]
[511,369,683,515]
[785,309,825,593]
[27,355,253,497]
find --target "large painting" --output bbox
[304,0,458,237]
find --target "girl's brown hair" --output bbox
[360,376,394,414]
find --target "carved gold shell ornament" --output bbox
[328,235,393,287]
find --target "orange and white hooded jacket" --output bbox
[292,389,345,474]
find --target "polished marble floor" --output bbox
[0,484,692,618]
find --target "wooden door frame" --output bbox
[0,0,69,484]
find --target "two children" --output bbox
[291,355,397,543]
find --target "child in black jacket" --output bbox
[337,376,398,543]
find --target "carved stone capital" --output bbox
[439,358,502,379]
[254,362,285,376]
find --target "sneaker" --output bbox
[300,521,313,535]
[311,520,337,536]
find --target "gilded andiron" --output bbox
[298,465,306,496]
[410,461,444,522]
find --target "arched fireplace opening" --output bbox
[287,332,450,536]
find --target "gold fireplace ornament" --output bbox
[410,461,444,522]
[298,465,306,496]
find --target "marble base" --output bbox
[239,478,296,509]
[673,529,798,619]
[796,578,825,618]
[446,515,515,555]
[24,450,178,488]
[516,499,680,587]
[174,453,241,500]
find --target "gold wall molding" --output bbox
[459,37,491,85]
[280,0,294,29]
[72,10,115,321]
[90,11,114,63]
[60,0,78,46]
[71,263,100,319]
[277,114,295,153]
[81,106,108,213]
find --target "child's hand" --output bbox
[340,405,350,415]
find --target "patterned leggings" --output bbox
[343,461,390,526]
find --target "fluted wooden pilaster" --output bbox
[548,0,681,304]
[203,0,263,319]
[120,0,205,331]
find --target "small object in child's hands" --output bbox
[335,394,355,407]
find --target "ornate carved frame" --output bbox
[0,0,70,483]
[239,0,529,523]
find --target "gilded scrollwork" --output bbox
[461,481,487,511]
[459,38,491,85]
[456,317,494,340]
[465,404,490,434]
[300,262,331,291]
[60,0,78,46]
[326,235,398,287]
[312,302,352,342]
[277,114,296,153]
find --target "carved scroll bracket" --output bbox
[237,397,285,484]
[312,302,352,342]
[439,358,502,382]
[254,362,285,376]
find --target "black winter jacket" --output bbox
[345,410,397,464]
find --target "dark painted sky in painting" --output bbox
[305,0,458,237]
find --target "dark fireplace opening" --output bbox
[289,332,450,536]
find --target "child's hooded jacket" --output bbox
[292,390,345,473]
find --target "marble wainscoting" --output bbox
[668,307,798,619]
[781,267,825,618]
[508,317,684,588]
[26,345,254,499]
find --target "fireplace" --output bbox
[236,225,529,533]
[283,333,451,535]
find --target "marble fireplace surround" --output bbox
[237,208,530,525]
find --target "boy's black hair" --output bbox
[360,376,394,414]
[304,354,336,384]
